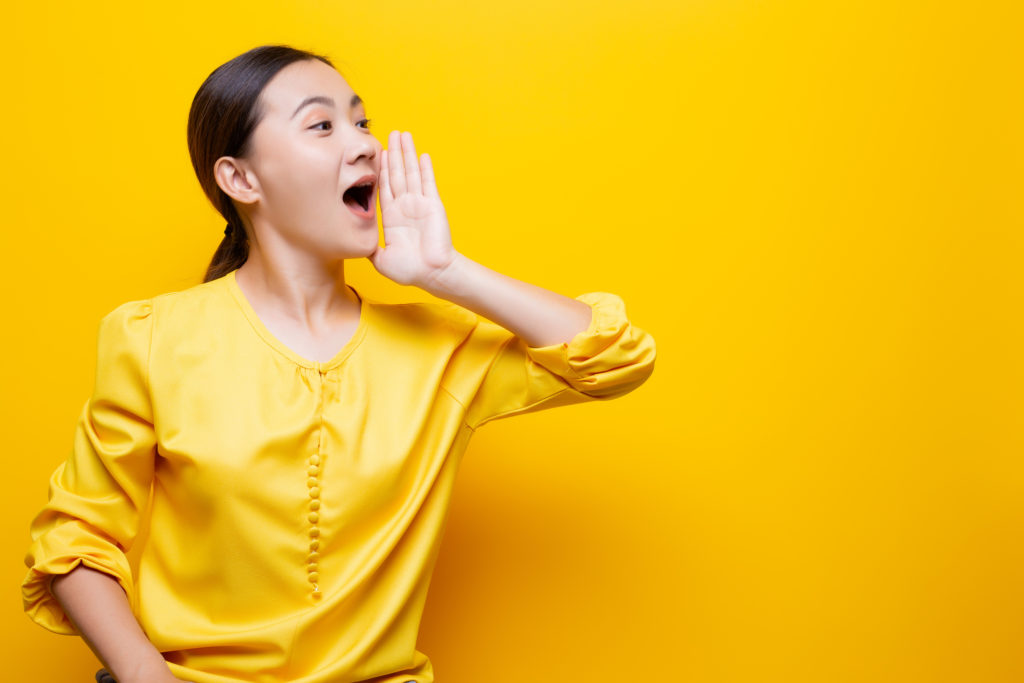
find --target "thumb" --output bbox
[368,243,384,270]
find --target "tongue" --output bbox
[343,190,366,211]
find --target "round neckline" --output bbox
[224,268,371,371]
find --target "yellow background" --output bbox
[3,1,1022,681]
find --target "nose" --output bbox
[344,127,380,166]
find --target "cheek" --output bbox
[263,148,338,204]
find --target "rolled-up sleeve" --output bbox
[462,291,656,430]
[21,299,156,635]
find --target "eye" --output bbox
[358,118,373,131]
[311,120,332,131]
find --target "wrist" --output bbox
[422,251,473,300]
[117,653,173,683]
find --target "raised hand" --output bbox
[370,130,460,289]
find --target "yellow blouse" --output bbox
[21,268,657,683]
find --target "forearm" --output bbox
[427,253,593,348]
[50,565,175,682]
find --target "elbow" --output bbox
[572,339,657,399]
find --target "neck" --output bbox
[233,247,360,327]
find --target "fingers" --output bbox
[379,150,392,202]
[387,131,406,196]
[386,130,432,197]
[400,131,422,195]
[420,152,439,199]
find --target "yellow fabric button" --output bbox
[308,465,320,477]
[309,539,320,551]
[309,454,320,466]
[309,526,320,538]
[312,589,322,600]
[307,563,318,574]
[308,572,319,583]
[309,487,320,499]
[309,500,321,511]
[307,551,320,563]
[307,477,318,488]
[308,512,319,524]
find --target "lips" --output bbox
[342,174,377,216]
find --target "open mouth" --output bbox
[342,181,374,213]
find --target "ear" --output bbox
[214,156,261,205]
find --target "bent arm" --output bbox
[427,253,594,347]
[51,565,184,682]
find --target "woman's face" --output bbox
[223,59,382,258]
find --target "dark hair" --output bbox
[188,44,336,283]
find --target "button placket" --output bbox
[308,364,325,600]
[307,455,322,599]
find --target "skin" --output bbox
[51,566,190,683]
[216,58,593,360]
[214,59,379,360]
[56,60,597,683]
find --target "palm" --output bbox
[371,131,458,287]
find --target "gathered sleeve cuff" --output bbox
[460,291,657,431]
[22,299,156,635]
[22,523,138,635]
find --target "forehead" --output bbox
[259,60,360,118]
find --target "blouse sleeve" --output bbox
[21,299,156,635]
[461,291,656,431]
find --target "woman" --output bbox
[21,45,657,683]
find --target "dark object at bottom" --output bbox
[95,666,418,682]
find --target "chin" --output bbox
[356,241,379,258]
[332,233,379,260]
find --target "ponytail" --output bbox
[203,216,250,283]
[187,44,335,283]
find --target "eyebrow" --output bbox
[291,93,363,119]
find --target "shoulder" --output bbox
[370,296,474,331]
[367,297,486,349]
[100,275,231,330]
